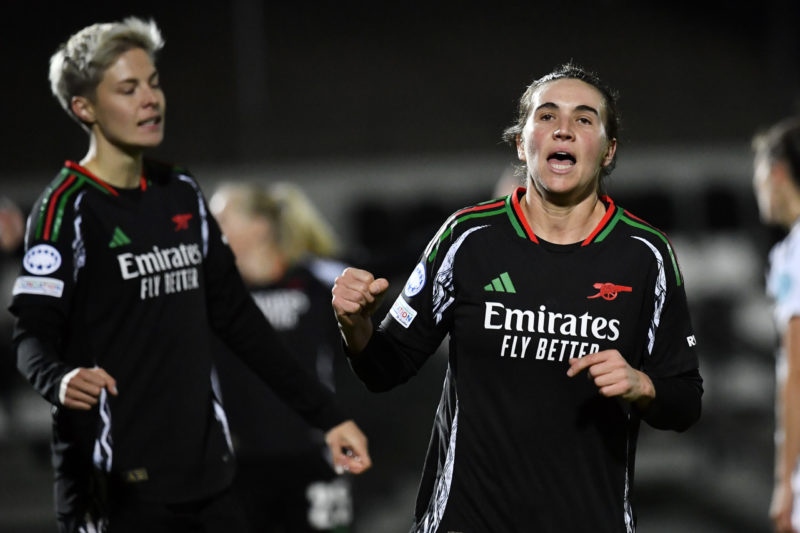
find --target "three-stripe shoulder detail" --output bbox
[424,197,521,263]
[34,162,118,242]
[594,206,682,286]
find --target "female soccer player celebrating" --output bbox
[332,63,702,532]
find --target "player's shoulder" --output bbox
[771,224,800,267]
[27,161,121,244]
[420,193,513,264]
[304,256,349,288]
[35,161,116,201]
[605,199,688,285]
[442,194,513,236]
[143,158,195,186]
[605,199,674,251]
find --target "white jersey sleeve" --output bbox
[768,222,800,332]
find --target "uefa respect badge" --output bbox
[23,244,62,275]
[390,296,417,328]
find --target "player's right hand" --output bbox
[59,367,118,410]
[331,267,389,354]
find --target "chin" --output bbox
[139,135,165,149]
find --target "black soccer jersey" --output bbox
[214,258,345,458]
[9,161,345,513]
[351,188,702,533]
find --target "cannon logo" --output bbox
[587,282,632,301]
[172,213,192,231]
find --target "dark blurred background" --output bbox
[2,1,799,531]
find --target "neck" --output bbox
[80,133,144,189]
[522,186,605,245]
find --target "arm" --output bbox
[13,301,118,411]
[200,192,370,472]
[332,267,434,392]
[772,316,800,533]
[566,349,655,407]
[9,185,116,410]
[568,235,702,431]
[331,267,389,355]
[346,328,432,392]
[566,349,702,431]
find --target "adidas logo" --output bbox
[484,272,516,293]
[109,227,131,248]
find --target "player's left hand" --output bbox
[325,420,372,475]
[566,349,655,407]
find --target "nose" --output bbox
[553,120,573,140]
[141,85,161,108]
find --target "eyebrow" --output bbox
[535,102,599,117]
[116,71,160,86]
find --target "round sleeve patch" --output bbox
[23,244,62,275]
[403,262,427,297]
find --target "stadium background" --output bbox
[1,1,798,531]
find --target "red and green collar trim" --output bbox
[424,187,681,286]
[34,161,148,242]
[509,187,681,284]
[509,187,617,246]
[64,161,149,192]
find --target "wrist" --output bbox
[633,371,655,410]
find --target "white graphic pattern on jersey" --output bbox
[73,192,87,281]
[210,368,234,453]
[632,236,666,356]
[92,388,113,472]
[624,421,635,533]
[415,395,459,533]
[431,225,487,324]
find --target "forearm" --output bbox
[639,368,703,431]
[217,293,346,430]
[15,334,71,405]
[338,315,375,356]
[11,306,72,405]
[348,330,425,392]
[778,317,800,486]
[632,369,656,411]
[779,372,800,486]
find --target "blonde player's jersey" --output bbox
[10,160,344,519]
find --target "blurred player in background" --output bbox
[753,117,800,533]
[0,197,26,423]
[8,17,369,533]
[332,63,703,532]
[210,182,355,532]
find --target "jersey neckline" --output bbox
[65,160,149,193]
[509,187,616,247]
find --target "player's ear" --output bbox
[516,134,526,162]
[71,96,96,125]
[601,138,617,168]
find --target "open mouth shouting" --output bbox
[547,151,576,173]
